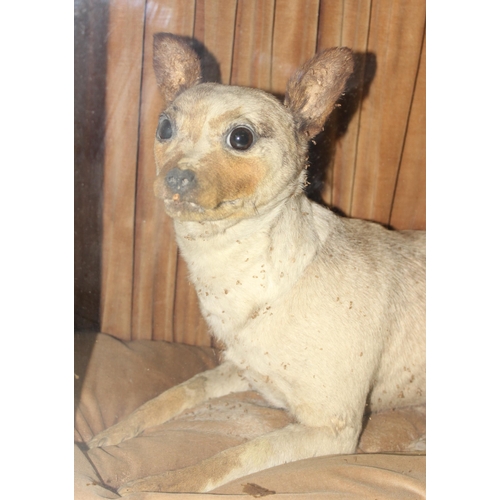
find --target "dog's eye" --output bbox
[157,116,173,141]
[228,127,254,150]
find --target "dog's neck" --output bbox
[173,192,325,264]
[172,192,332,340]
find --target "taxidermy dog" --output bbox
[89,33,425,494]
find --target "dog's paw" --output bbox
[87,421,142,449]
[118,476,156,497]
[87,432,113,449]
[118,477,163,495]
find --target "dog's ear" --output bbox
[284,48,354,138]
[153,33,202,104]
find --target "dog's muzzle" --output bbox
[165,167,197,195]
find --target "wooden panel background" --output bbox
[99,0,426,345]
[75,0,108,332]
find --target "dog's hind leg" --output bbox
[118,421,361,494]
[87,361,249,448]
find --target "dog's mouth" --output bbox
[162,195,241,221]
[163,196,205,213]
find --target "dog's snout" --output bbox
[165,168,196,194]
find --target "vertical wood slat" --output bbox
[100,0,146,340]
[230,0,275,89]
[389,32,426,231]
[271,0,320,94]
[349,0,426,225]
[75,0,108,332]
[194,0,238,85]
[131,0,197,341]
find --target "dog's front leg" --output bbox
[118,422,360,494]
[87,361,248,448]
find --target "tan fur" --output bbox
[152,33,201,103]
[88,35,425,494]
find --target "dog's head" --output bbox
[152,34,353,222]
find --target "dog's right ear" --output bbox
[284,48,354,138]
[153,33,202,105]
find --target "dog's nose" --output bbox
[165,168,196,193]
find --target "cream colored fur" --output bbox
[88,34,425,494]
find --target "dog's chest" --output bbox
[192,262,272,334]
[175,211,322,343]
[176,229,288,338]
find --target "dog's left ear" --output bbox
[284,48,354,138]
[153,33,202,105]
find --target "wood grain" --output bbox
[75,0,108,332]
[389,32,426,231]
[349,0,426,226]
[230,0,275,89]
[194,0,238,84]
[271,0,320,94]
[100,0,146,339]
